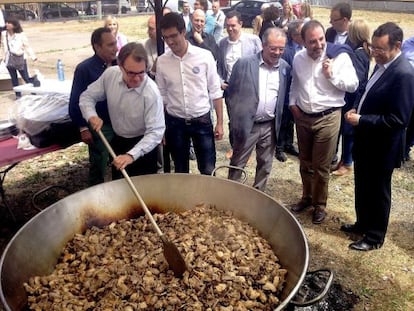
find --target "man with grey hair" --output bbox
[226,28,291,191]
[80,42,165,179]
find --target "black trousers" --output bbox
[276,105,295,151]
[110,134,158,180]
[354,159,393,244]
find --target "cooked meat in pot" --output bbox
[24,205,287,310]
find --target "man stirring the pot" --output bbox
[80,42,165,179]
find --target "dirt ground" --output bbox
[1,8,414,311]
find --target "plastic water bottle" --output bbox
[57,59,65,81]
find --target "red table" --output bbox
[0,137,61,221]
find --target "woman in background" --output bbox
[280,1,297,32]
[299,2,313,23]
[1,17,37,99]
[333,19,371,176]
[104,15,128,52]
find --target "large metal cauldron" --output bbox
[0,174,309,310]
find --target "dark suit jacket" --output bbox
[325,27,354,49]
[353,54,414,169]
[226,52,291,146]
[186,32,225,80]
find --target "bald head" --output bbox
[147,15,156,41]
[192,9,206,33]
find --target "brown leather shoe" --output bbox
[312,207,326,224]
[291,199,311,213]
[332,165,352,176]
[225,149,233,159]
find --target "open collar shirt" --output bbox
[289,47,358,113]
[156,42,222,119]
[256,55,280,121]
[79,66,165,160]
[334,31,348,45]
[357,52,401,113]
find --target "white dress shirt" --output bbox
[256,58,279,121]
[79,66,165,160]
[156,43,222,119]
[289,47,358,113]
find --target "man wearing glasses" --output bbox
[156,12,224,175]
[226,28,291,191]
[79,42,165,180]
[325,2,353,48]
[344,23,414,251]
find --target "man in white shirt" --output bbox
[80,42,165,180]
[156,12,224,175]
[289,20,358,224]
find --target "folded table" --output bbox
[0,137,61,222]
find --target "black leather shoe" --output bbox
[285,145,299,156]
[349,239,383,251]
[275,151,287,162]
[340,223,363,234]
[291,199,311,213]
[312,207,326,224]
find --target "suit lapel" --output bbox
[250,53,260,96]
[367,56,401,96]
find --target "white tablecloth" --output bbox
[13,79,73,96]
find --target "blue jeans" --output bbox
[7,60,31,98]
[165,112,216,175]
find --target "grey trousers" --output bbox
[228,121,276,191]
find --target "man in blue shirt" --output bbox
[69,27,118,185]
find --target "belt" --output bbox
[301,107,339,118]
[254,118,274,124]
[167,112,210,125]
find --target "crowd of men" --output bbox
[69,2,414,251]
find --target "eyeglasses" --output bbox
[121,65,146,78]
[162,32,180,41]
[368,45,389,54]
[330,17,343,23]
